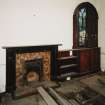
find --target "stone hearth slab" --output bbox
[14,81,59,99]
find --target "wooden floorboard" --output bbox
[48,87,72,105]
[37,87,58,105]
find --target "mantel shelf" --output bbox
[2,44,62,49]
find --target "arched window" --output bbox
[73,2,98,48]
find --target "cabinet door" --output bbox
[73,2,98,48]
[79,48,100,73]
[86,17,98,47]
[79,50,91,73]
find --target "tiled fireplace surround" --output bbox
[3,45,59,96]
[16,51,51,87]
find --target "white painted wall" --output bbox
[0,0,105,92]
[98,0,105,71]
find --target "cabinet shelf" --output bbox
[57,56,78,60]
[58,72,79,79]
[57,50,79,80]
[59,64,78,69]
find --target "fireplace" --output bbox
[24,57,43,82]
[3,44,60,96]
[16,57,43,88]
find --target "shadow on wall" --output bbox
[101,52,105,72]
[0,64,6,93]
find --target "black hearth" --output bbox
[24,57,43,82]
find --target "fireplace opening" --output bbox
[24,57,43,82]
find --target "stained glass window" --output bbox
[78,8,86,46]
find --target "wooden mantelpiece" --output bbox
[3,44,61,94]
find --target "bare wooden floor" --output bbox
[1,72,105,105]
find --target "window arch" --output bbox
[73,2,98,48]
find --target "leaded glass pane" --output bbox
[78,8,86,46]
